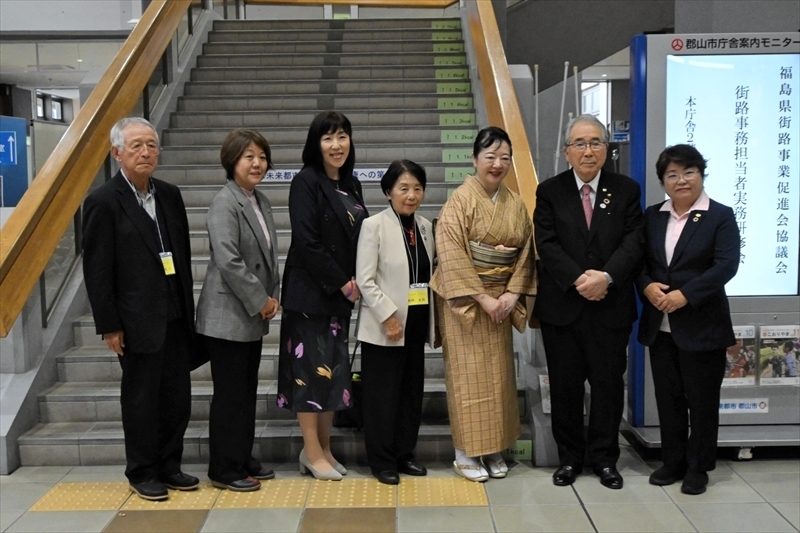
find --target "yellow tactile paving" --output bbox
[214,479,311,509]
[305,478,396,508]
[397,478,488,507]
[120,481,220,510]
[29,482,131,511]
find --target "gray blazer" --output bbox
[196,180,280,342]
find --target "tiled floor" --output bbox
[1,440,798,533]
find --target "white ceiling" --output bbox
[0,40,124,91]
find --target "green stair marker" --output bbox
[441,130,476,144]
[431,31,462,41]
[431,20,460,29]
[438,97,473,110]
[433,42,464,53]
[439,113,476,126]
[442,148,473,163]
[437,82,471,95]
[445,167,474,182]
[434,56,466,66]
[435,68,468,79]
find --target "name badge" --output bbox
[408,283,429,306]
[160,252,176,275]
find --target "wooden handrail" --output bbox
[247,0,456,7]
[467,0,538,215]
[0,0,190,337]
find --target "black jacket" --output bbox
[637,198,740,351]
[533,169,644,328]
[82,172,194,353]
[281,166,367,317]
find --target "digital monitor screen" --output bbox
[665,53,800,297]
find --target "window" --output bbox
[51,99,62,121]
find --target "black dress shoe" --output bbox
[594,466,623,489]
[680,470,708,495]
[130,480,169,501]
[552,465,581,486]
[372,469,400,485]
[160,472,199,491]
[649,464,687,486]
[248,465,276,480]
[398,458,427,476]
[210,476,261,492]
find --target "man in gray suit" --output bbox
[195,129,280,491]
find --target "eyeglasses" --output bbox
[566,141,607,151]
[664,169,700,182]
[124,142,160,154]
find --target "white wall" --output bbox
[0,0,141,32]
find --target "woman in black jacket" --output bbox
[277,111,367,481]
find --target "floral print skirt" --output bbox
[276,310,353,412]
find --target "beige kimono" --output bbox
[430,176,536,456]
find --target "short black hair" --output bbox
[220,129,273,181]
[381,160,427,195]
[784,341,796,352]
[473,126,513,157]
[655,144,707,184]
[301,110,356,187]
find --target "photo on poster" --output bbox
[723,325,757,387]
[758,325,800,386]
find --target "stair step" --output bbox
[203,39,464,55]
[207,29,461,43]
[200,45,465,59]
[37,378,466,424]
[183,80,471,97]
[163,125,476,147]
[160,142,472,166]
[169,109,476,130]
[176,94,472,114]
[17,419,478,466]
[212,18,461,32]
[191,66,468,82]
[158,162,472,186]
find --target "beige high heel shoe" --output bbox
[299,449,343,481]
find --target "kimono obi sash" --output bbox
[469,241,518,284]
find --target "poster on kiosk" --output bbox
[628,32,800,433]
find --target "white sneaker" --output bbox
[482,454,508,478]
[453,460,489,482]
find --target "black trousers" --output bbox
[361,307,427,472]
[649,331,726,472]
[541,311,630,469]
[205,335,262,483]
[118,320,191,484]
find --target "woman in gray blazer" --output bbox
[356,160,435,485]
[195,129,280,492]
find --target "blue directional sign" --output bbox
[0,116,29,207]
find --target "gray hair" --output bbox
[562,114,609,147]
[110,117,158,149]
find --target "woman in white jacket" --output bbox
[356,160,435,485]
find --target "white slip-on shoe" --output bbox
[481,455,508,479]
[453,460,489,482]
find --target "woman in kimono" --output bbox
[430,126,536,482]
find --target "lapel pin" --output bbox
[600,204,607,209]
[603,198,610,204]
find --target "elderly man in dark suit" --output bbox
[82,117,198,501]
[533,114,644,490]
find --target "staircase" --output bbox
[18,17,526,467]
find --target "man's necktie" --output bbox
[581,184,593,229]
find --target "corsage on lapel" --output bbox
[599,188,612,210]
[419,223,427,241]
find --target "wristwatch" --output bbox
[603,271,614,287]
